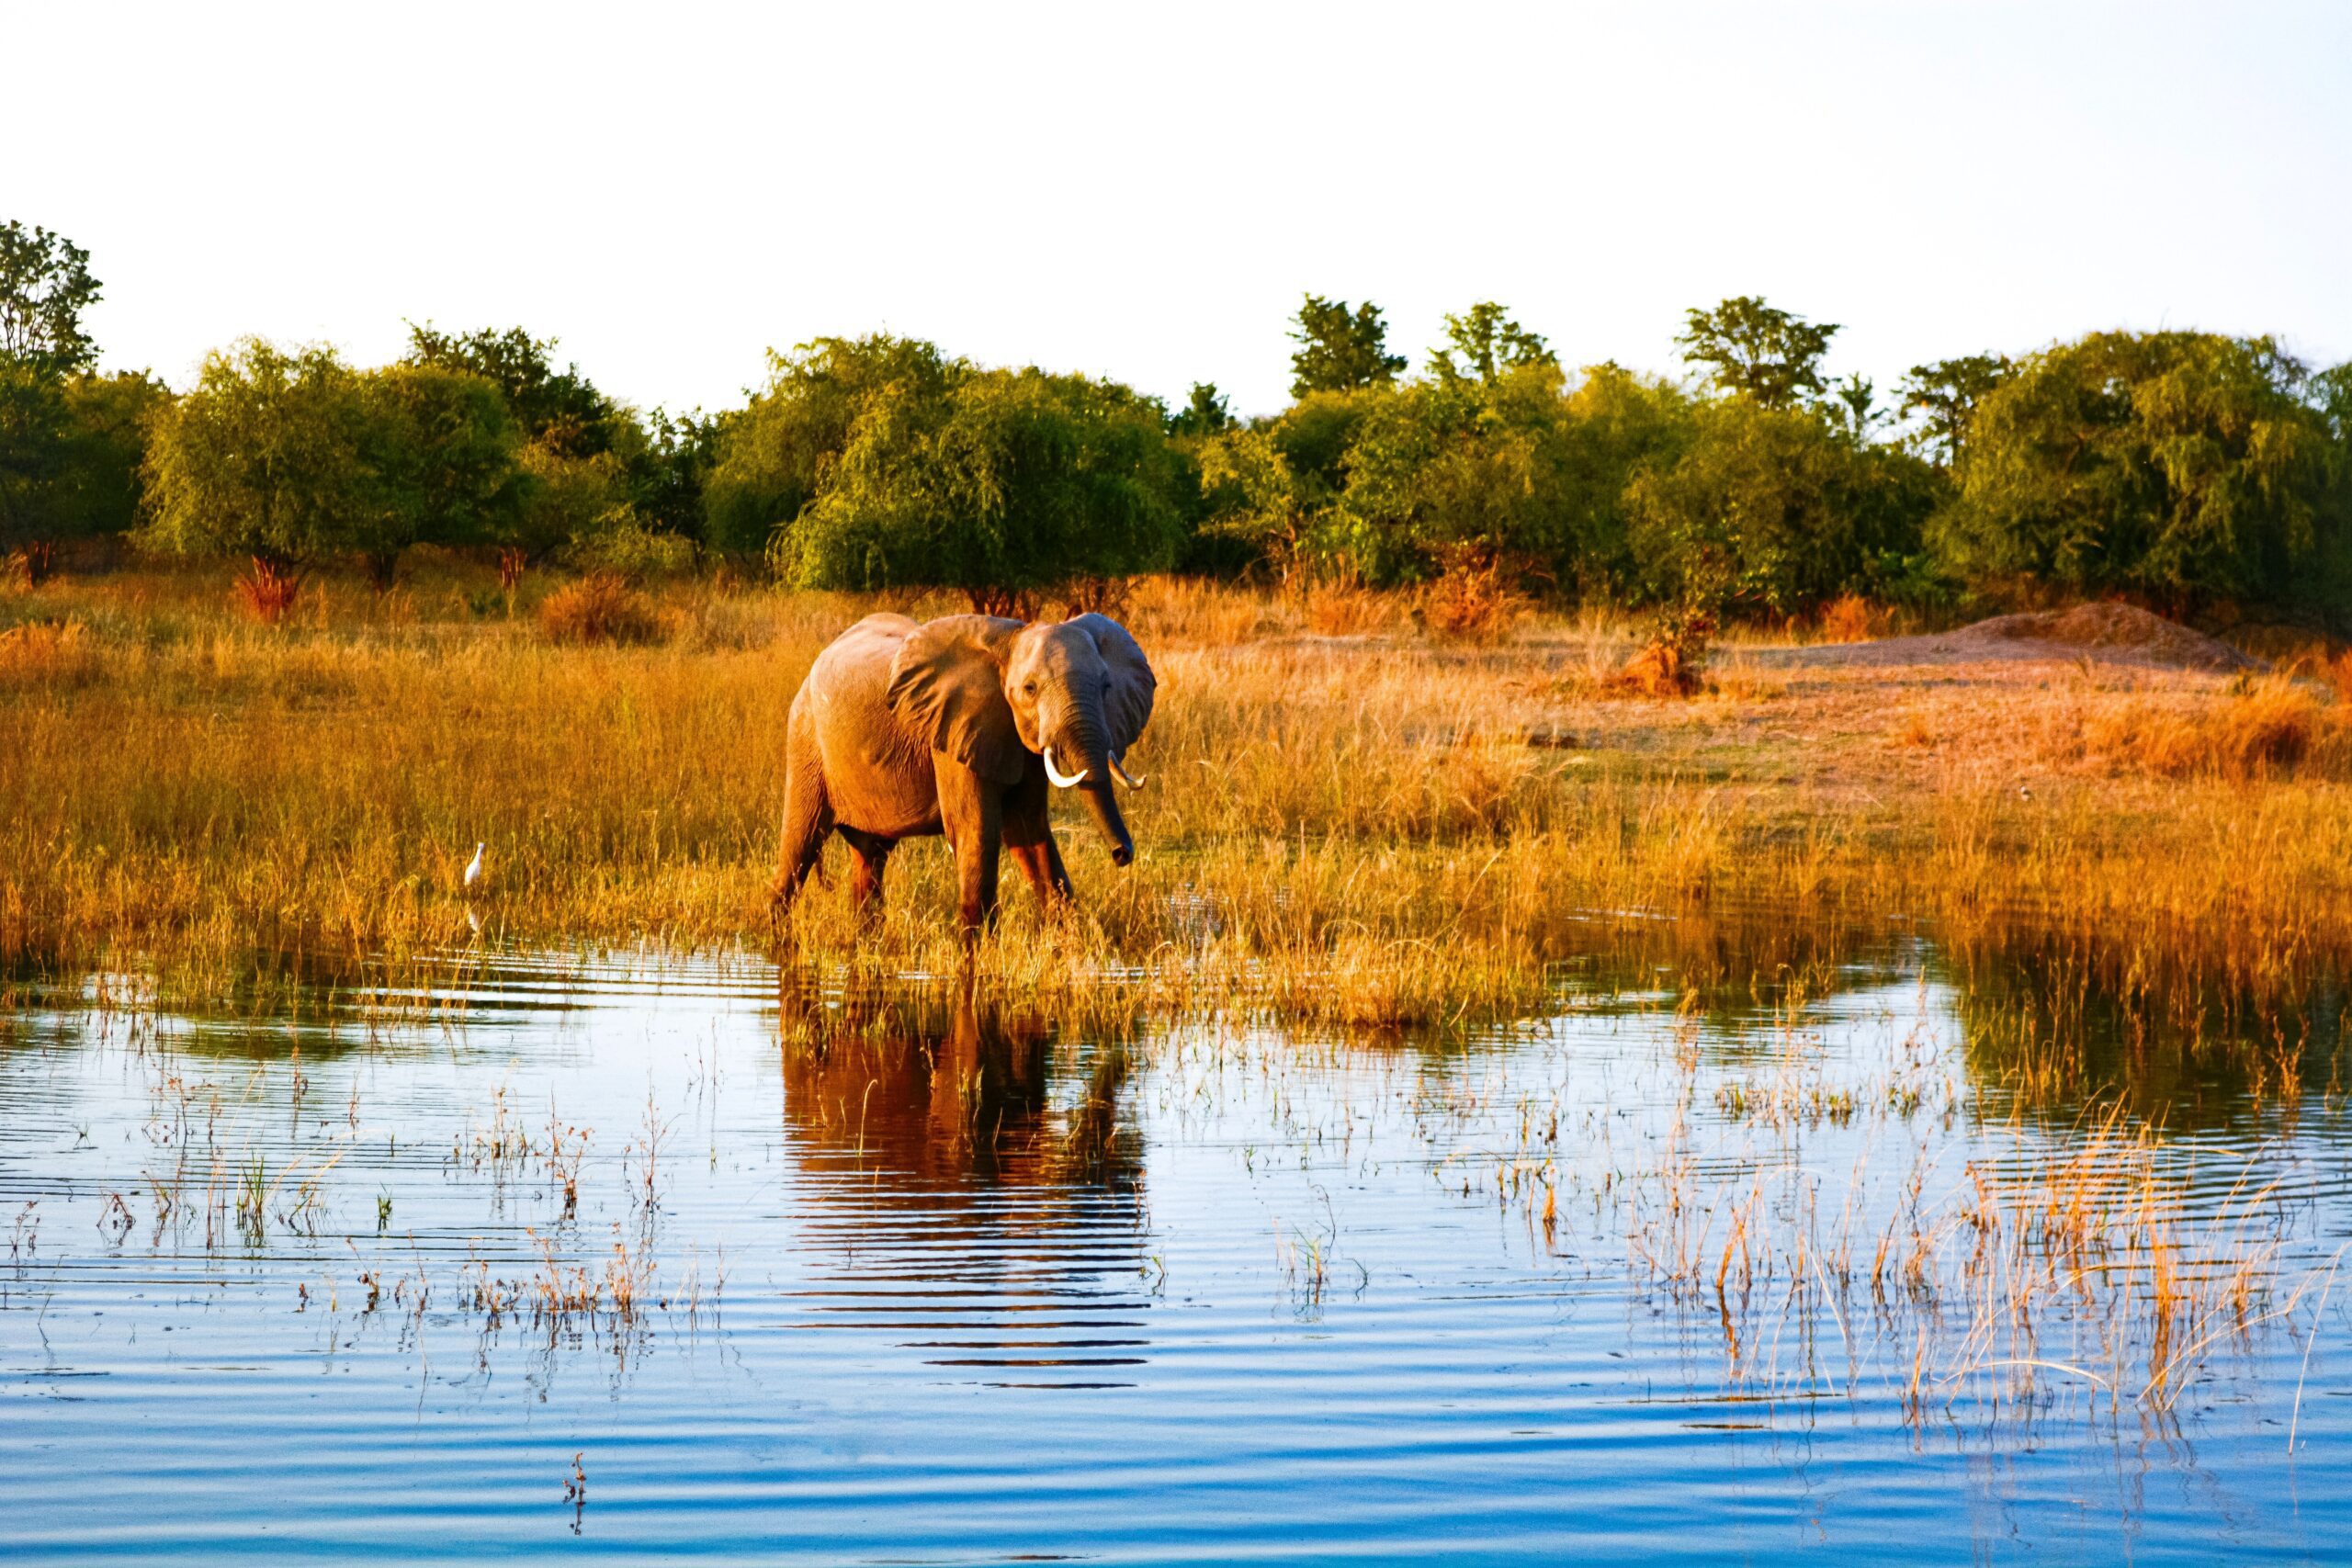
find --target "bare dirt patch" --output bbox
[1758,603,2263,674]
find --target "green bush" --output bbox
[1626,400,1943,617]
[1937,332,2346,616]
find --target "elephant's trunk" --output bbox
[1051,708,1134,868]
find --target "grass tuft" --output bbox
[537,574,663,646]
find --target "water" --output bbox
[4,929,2350,1562]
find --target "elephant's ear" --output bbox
[887,615,1027,785]
[1069,613,1156,755]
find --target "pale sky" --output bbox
[6,2,2346,419]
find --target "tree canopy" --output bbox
[777,361,1187,606]
[143,341,379,570]
[19,214,2352,632]
[0,367,172,577]
[0,221,101,373]
[1676,296,1839,412]
[404,324,621,457]
[1936,332,2345,611]
[1289,295,1407,398]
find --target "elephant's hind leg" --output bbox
[837,828,895,919]
[769,761,834,922]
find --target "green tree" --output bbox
[0,221,101,373]
[1167,382,1234,439]
[1193,423,1324,579]
[1428,302,1555,386]
[1270,389,1374,496]
[1937,332,2342,614]
[1194,359,1698,596]
[1289,294,1406,398]
[704,335,963,558]
[2305,361,2352,444]
[1626,399,1940,616]
[1186,388,1381,579]
[1547,363,1698,597]
[636,407,723,542]
[403,324,676,579]
[356,363,526,586]
[0,357,72,577]
[403,323,620,457]
[506,446,634,570]
[1900,354,2010,468]
[1827,374,1879,442]
[1334,363,1570,585]
[141,339,379,598]
[1676,296,1839,411]
[775,365,1186,611]
[1,367,175,583]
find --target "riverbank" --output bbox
[5,565,2349,1021]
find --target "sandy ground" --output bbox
[1747,604,2262,675]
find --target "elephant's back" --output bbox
[799,615,938,833]
[806,615,916,716]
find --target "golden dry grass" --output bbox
[5,561,2352,1020]
[536,573,662,646]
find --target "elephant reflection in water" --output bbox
[775,976,1152,1381]
[776,974,1141,1192]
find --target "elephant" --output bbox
[768,610,1156,933]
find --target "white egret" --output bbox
[463,842,485,890]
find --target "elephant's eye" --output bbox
[1023,679,1038,695]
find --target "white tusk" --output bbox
[1043,746,1089,788]
[1108,752,1146,789]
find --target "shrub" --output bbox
[536,574,662,646]
[1419,549,1526,642]
[1937,332,2346,617]
[1609,603,1715,698]
[233,558,302,625]
[562,513,695,580]
[1815,593,1882,643]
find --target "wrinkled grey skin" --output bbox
[769,611,1156,933]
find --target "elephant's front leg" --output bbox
[1001,766,1073,909]
[936,761,1004,935]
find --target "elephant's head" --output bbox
[886,612,1157,866]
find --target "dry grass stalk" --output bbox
[0,616,96,686]
[1299,574,1393,637]
[9,564,2352,1023]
